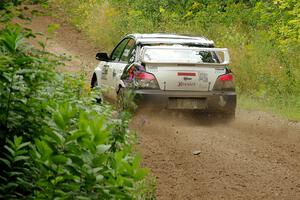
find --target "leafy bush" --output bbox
[0,3,152,199]
[31,102,148,199]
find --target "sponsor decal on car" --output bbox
[177,82,196,87]
[183,77,192,81]
[199,73,208,82]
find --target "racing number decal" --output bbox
[101,65,109,80]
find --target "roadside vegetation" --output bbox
[0,1,155,199]
[51,0,300,120]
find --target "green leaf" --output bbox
[94,130,110,145]
[45,130,64,145]
[66,130,86,142]
[8,171,23,177]
[92,155,106,166]
[15,57,34,65]
[76,196,91,200]
[68,154,84,167]
[35,139,53,159]
[51,176,64,185]
[51,155,68,165]
[134,168,149,181]
[0,175,8,182]
[16,141,30,150]
[132,155,141,169]
[53,112,66,130]
[4,145,15,157]
[13,136,22,147]
[5,182,18,189]
[60,182,80,191]
[96,174,104,181]
[38,41,45,50]
[96,144,111,154]
[0,158,11,168]
[14,155,29,163]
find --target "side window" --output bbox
[110,39,129,61]
[120,39,136,63]
[128,47,136,63]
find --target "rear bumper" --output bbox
[134,89,236,111]
[135,89,236,97]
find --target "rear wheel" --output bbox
[117,87,138,112]
[91,74,102,104]
[117,87,125,111]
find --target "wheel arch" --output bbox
[116,80,126,94]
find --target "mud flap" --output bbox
[208,95,236,112]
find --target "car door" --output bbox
[101,38,130,99]
[109,39,136,100]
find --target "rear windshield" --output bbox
[143,48,218,63]
[141,47,227,64]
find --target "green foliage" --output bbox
[0,2,150,199]
[0,25,58,139]
[31,102,148,199]
[0,136,34,199]
[51,0,300,119]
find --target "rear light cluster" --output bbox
[213,73,235,91]
[134,71,159,89]
[131,64,159,89]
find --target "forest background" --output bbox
[53,0,300,119]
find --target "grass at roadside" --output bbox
[238,95,300,121]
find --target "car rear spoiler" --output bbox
[140,46,230,66]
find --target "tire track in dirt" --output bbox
[22,12,300,200]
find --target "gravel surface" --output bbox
[131,106,300,200]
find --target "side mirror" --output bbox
[96,52,109,61]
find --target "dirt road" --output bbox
[131,107,300,200]
[21,13,300,200]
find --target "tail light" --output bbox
[213,73,235,91]
[134,71,159,89]
[135,72,156,80]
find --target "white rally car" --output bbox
[91,34,236,118]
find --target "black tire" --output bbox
[91,73,98,88]
[117,87,138,112]
[117,87,125,111]
[91,74,102,104]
